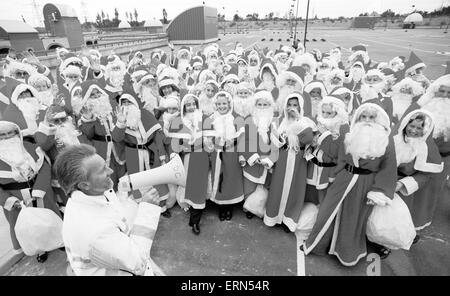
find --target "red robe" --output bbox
[0,143,60,250]
[303,136,397,266]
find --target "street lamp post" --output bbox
[303,0,311,49]
[293,0,300,48]
[222,7,226,35]
[236,10,239,33]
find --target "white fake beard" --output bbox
[238,67,247,80]
[91,95,113,118]
[208,59,218,72]
[66,79,78,90]
[223,83,238,96]
[344,122,389,160]
[359,82,384,102]
[183,109,203,132]
[71,95,83,115]
[37,90,54,108]
[316,69,330,82]
[259,77,275,91]
[422,97,450,141]
[394,134,421,165]
[162,111,179,132]
[17,99,39,132]
[248,66,260,80]
[317,114,345,138]
[276,61,288,73]
[109,70,125,88]
[310,96,322,118]
[55,122,80,148]
[391,92,413,119]
[213,113,236,141]
[233,95,252,118]
[326,79,343,93]
[330,52,341,64]
[0,137,28,167]
[141,87,158,113]
[198,93,215,116]
[252,108,274,143]
[351,68,365,82]
[177,59,190,75]
[124,105,141,130]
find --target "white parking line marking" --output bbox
[295,232,306,276]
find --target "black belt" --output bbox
[345,164,374,175]
[124,139,154,150]
[281,143,306,151]
[397,170,408,178]
[1,177,36,191]
[23,136,36,144]
[440,151,450,158]
[92,134,112,142]
[311,157,336,168]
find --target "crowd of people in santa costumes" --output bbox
[1,39,450,268]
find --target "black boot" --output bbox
[192,223,200,235]
[161,209,171,218]
[36,252,48,263]
[281,223,291,233]
[413,235,420,244]
[246,212,254,219]
[225,209,233,220]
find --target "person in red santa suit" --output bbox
[393,110,443,244]
[347,45,371,71]
[247,50,262,83]
[35,104,90,208]
[344,56,366,93]
[233,81,255,120]
[315,57,337,82]
[302,103,397,265]
[256,59,279,100]
[2,79,41,141]
[413,74,450,225]
[324,68,346,94]
[221,64,240,97]
[0,121,61,263]
[111,93,171,217]
[59,63,83,109]
[356,69,393,119]
[303,80,328,120]
[169,46,192,77]
[104,55,129,108]
[166,94,215,234]
[403,51,431,90]
[329,86,355,115]
[306,96,350,204]
[238,90,279,219]
[208,91,245,221]
[328,47,345,70]
[130,66,160,115]
[28,73,56,113]
[390,77,424,125]
[198,80,220,116]
[3,60,37,84]
[275,66,307,116]
[264,92,316,232]
[77,80,126,190]
[292,52,318,86]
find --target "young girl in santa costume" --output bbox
[209,91,245,221]
[263,92,316,232]
[166,94,215,235]
[306,96,350,204]
[393,109,443,245]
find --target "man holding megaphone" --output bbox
[54,144,168,276]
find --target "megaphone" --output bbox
[118,154,186,192]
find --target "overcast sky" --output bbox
[0,0,448,27]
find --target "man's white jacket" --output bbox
[62,189,161,276]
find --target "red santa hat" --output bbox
[350,55,367,71]
[303,80,328,96]
[59,53,83,73]
[329,86,354,111]
[1,103,35,136]
[318,96,349,123]
[204,45,219,60]
[276,66,306,90]
[394,109,443,173]
[163,94,180,109]
[236,55,248,66]
[28,73,51,90]
[259,58,278,81]
[61,65,82,78]
[273,49,288,61]
[348,44,370,65]
[80,80,108,107]
[0,120,21,138]
[106,55,126,71]
[351,102,391,133]
[292,53,318,73]
[158,76,180,96]
[4,60,37,78]
[417,74,450,107]
[236,81,255,93]
[4,77,39,106]
[56,47,70,60]
[319,57,338,70]
[158,66,180,83]
[221,64,240,87]
[177,46,192,60]
[364,69,386,82]
[190,56,204,69]
[204,79,220,92]
[404,51,426,76]
[197,69,217,84]
[46,104,67,120]
[251,90,274,112]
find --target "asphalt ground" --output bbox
[2,28,450,276]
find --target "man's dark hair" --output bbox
[53,144,96,195]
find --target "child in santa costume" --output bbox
[238,90,279,219]
[256,59,279,101]
[410,75,450,227]
[166,94,215,234]
[291,52,317,85]
[302,103,397,265]
[0,121,61,263]
[263,92,316,232]
[275,66,308,117]
[303,80,328,120]
[77,80,126,189]
[390,77,424,125]
[198,79,220,116]
[329,87,355,115]
[111,93,171,216]
[209,91,245,221]
[344,56,366,93]
[306,96,349,204]
[393,110,443,243]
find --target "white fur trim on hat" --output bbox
[351,102,391,133]
[304,81,327,96]
[10,84,40,106]
[292,53,317,73]
[391,77,424,97]
[252,90,274,106]
[62,65,82,77]
[417,74,450,106]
